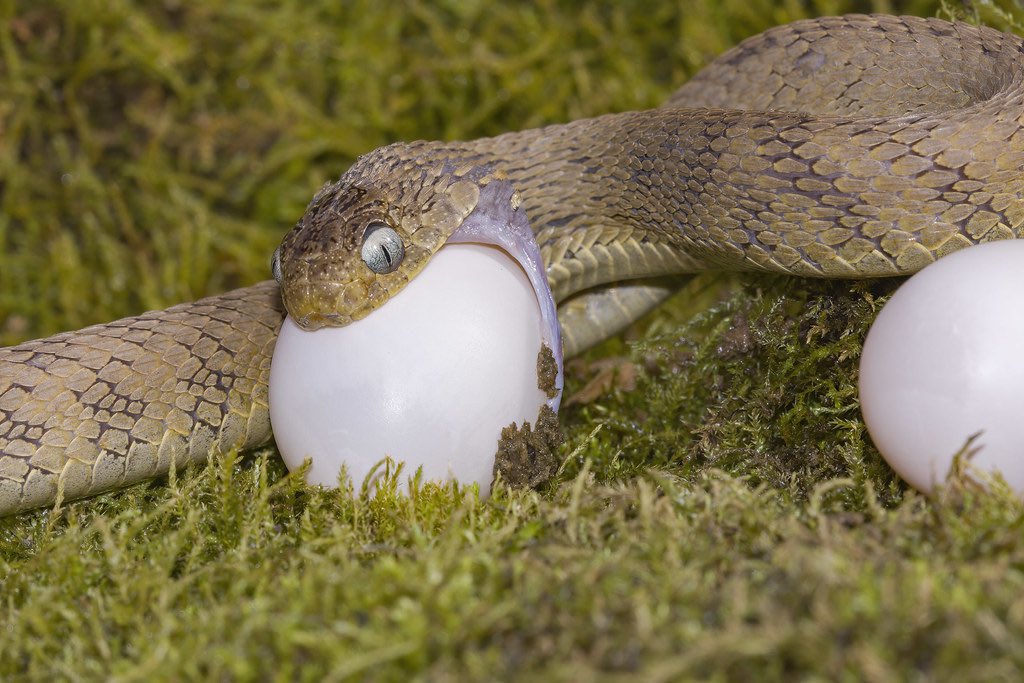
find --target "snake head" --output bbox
[275,182,417,329]
[275,147,498,330]
[274,150,564,406]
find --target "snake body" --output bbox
[3,14,1024,515]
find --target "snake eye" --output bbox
[361,222,405,274]
[271,246,283,284]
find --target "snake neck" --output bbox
[352,118,714,303]
[323,14,1024,311]
[366,90,1024,305]
[339,15,1024,307]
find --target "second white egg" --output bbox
[860,240,1024,495]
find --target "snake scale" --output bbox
[3,14,1024,515]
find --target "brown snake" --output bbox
[4,14,1024,515]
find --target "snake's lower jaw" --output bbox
[446,177,565,411]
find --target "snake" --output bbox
[3,13,1024,516]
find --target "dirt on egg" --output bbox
[491,344,564,489]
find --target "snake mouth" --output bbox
[292,311,349,331]
[284,287,354,329]
[283,276,389,332]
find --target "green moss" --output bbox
[562,276,907,506]
[5,0,1024,680]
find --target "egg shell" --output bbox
[268,243,547,494]
[859,241,1024,494]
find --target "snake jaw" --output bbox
[446,178,564,411]
[281,264,415,331]
[292,311,346,331]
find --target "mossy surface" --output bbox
[5,0,1024,680]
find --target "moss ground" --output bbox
[4,0,1024,680]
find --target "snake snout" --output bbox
[280,274,376,331]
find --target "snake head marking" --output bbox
[274,182,420,330]
[274,146,504,331]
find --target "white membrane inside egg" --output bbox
[268,243,548,495]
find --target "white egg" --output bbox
[860,240,1024,495]
[268,243,550,495]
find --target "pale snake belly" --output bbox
[3,14,1024,515]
